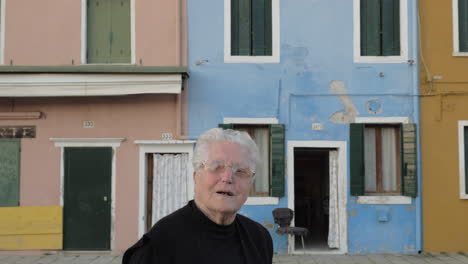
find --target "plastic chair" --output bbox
[272,208,309,251]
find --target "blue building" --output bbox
[187,0,420,254]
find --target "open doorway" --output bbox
[294,148,331,250]
[288,141,347,254]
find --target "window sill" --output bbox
[244,197,279,205]
[460,194,468,199]
[357,195,412,205]
[453,52,468,57]
[224,55,279,64]
[354,56,409,64]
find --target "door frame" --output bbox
[287,140,348,254]
[51,137,125,251]
[135,140,196,237]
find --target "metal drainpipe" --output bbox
[175,0,186,140]
[413,0,423,253]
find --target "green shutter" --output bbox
[218,124,234,129]
[252,0,272,56]
[87,0,111,63]
[270,124,285,197]
[402,124,417,197]
[459,0,468,52]
[0,139,20,207]
[382,0,400,55]
[87,0,130,63]
[350,124,365,196]
[360,0,381,56]
[231,0,251,55]
[109,0,131,63]
[465,127,468,194]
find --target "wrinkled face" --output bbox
[194,142,254,219]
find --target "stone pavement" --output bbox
[1,253,468,264]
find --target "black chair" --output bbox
[272,208,309,251]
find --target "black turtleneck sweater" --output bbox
[122,200,273,264]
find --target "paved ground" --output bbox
[1,253,468,264]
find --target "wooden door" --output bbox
[63,147,112,250]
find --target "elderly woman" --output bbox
[123,128,273,264]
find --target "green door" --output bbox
[0,139,20,207]
[63,147,112,250]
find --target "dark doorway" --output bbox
[63,147,112,250]
[294,148,330,250]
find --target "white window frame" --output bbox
[81,0,136,64]
[134,140,196,237]
[223,117,279,205]
[353,0,408,63]
[224,0,280,63]
[458,121,468,199]
[354,116,413,204]
[50,137,126,251]
[453,0,468,56]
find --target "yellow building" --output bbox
[420,0,468,252]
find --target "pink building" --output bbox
[0,0,193,253]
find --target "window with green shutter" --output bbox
[87,0,131,63]
[219,123,285,197]
[459,0,468,52]
[350,123,417,197]
[231,0,272,56]
[360,0,400,56]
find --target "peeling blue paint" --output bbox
[187,0,420,254]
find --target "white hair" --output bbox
[192,128,261,174]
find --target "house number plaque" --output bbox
[0,126,36,138]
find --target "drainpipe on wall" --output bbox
[176,79,187,140]
[413,0,423,253]
[175,0,187,140]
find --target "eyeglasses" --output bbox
[201,160,255,180]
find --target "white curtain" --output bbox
[381,128,397,192]
[328,150,340,249]
[253,128,269,194]
[152,153,188,225]
[364,127,377,192]
[364,127,398,193]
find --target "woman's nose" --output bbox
[219,166,234,182]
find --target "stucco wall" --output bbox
[0,95,179,252]
[419,0,468,252]
[421,95,468,252]
[4,0,186,66]
[187,0,420,253]
[4,0,81,66]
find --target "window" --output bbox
[354,0,408,62]
[453,0,468,54]
[0,139,20,206]
[361,0,400,56]
[364,125,401,194]
[458,121,468,199]
[86,0,131,63]
[350,123,417,197]
[224,0,279,63]
[219,123,285,197]
[231,0,271,56]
